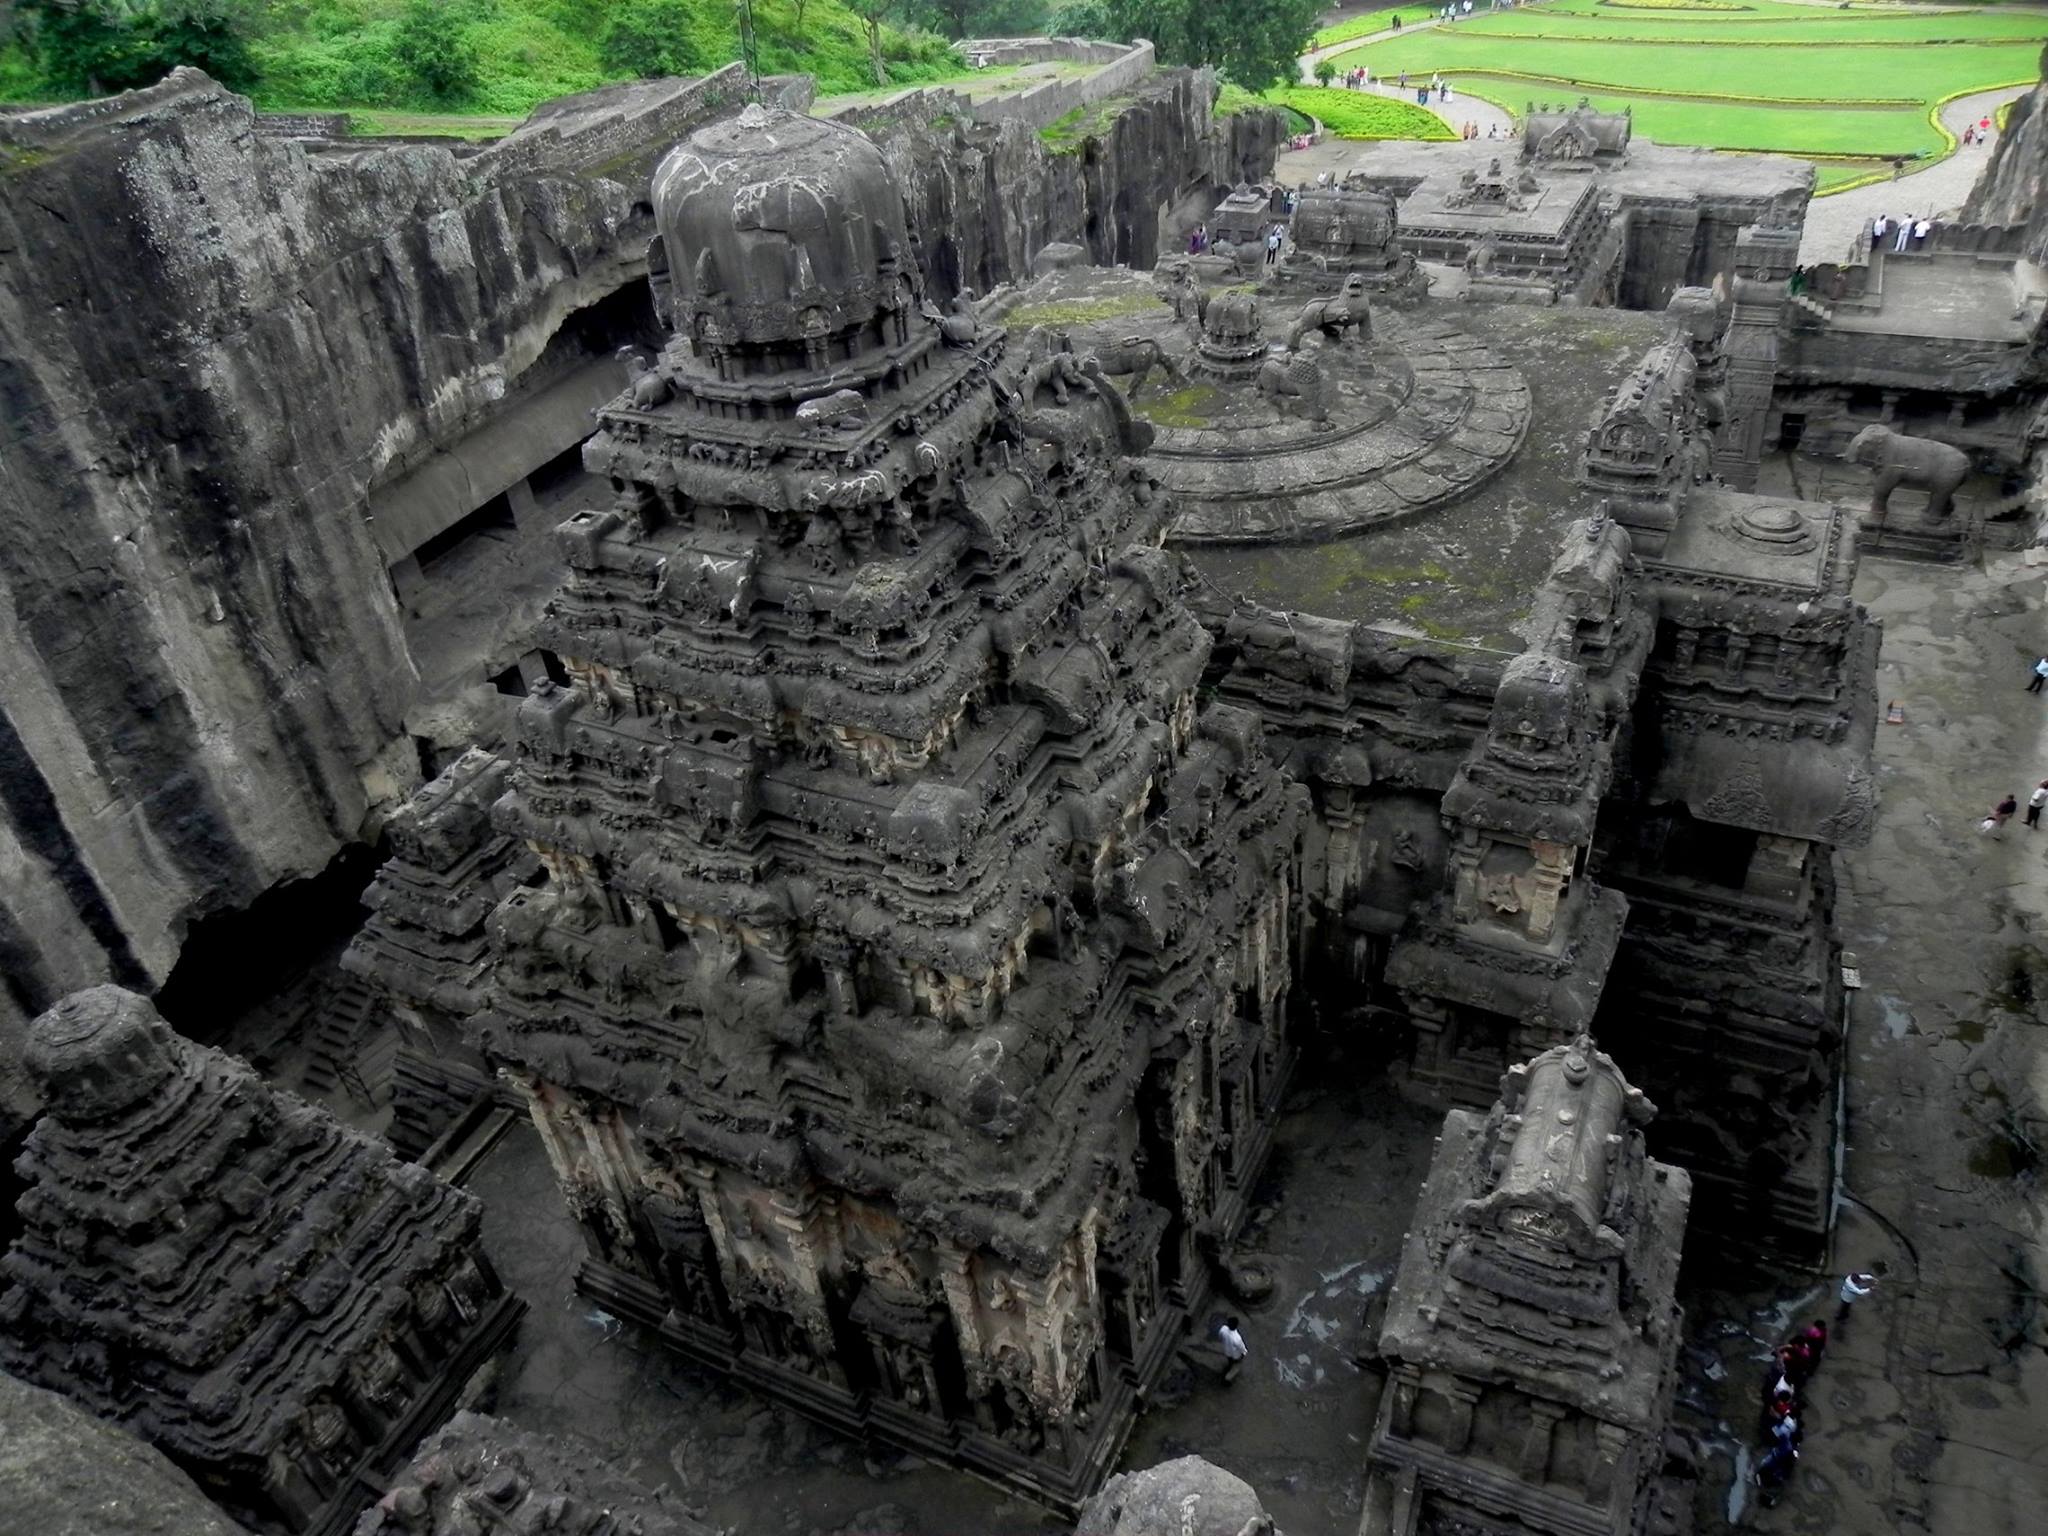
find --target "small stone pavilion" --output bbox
[1361,1037,1691,1536]
[0,986,524,1536]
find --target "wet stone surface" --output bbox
[473,1041,1441,1536]
[1185,303,1667,649]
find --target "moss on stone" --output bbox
[1007,292,1160,329]
[1134,384,1225,428]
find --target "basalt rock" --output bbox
[0,70,652,1020]
[0,986,526,1536]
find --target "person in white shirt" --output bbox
[1893,217,1913,254]
[2026,780,2047,830]
[1872,214,1890,246]
[1912,217,1931,247]
[1836,1270,1876,1322]
[2026,655,2048,693]
[1217,1316,1248,1382]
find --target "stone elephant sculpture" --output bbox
[1846,423,1971,520]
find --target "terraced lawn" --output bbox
[1325,0,2047,164]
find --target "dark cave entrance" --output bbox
[153,840,385,1060]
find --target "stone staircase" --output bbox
[300,975,386,1107]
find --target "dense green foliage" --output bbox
[1051,0,1323,89]
[12,0,258,93]
[0,0,977,111]
[1268,83,1452,139]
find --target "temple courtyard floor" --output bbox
[467,519,2046,1535]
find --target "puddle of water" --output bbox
[1726,1443,1753,1525]
[1875,994,1915,1039]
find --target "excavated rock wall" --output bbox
[1963,65,2048,257]
[880,70,1285,295]
[0,65,1280,1023]
[0,70,650,1021]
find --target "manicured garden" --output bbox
[1268,84,1456,139]
[1322,0,2047,167]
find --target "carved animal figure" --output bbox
[796,387,868,429]
[616,347,671,409]
[1286,274,1373,351]
[1087,336,1185,399]
[1257,349,1331,429]
[1846,423,1971,520]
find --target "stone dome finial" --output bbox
[25,984,178,1123]
[651,108,915,365]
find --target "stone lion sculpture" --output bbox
[1287,272,1373,351]
[1846,423,1971,521]
[1257,345,1331,429]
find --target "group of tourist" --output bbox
[1963,116,1997,148]
[1754,1271,1880,1506]
[1869,213,1934,255]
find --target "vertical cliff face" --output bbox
[0,64,1282,1026]
[1962,64,2048,256]
[0,70,650,1019]
[880,70,1286,297]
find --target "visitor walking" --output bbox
[1965,125,1977,147]
[1837,1269,1877,1323]
[1265,224,1284,266]
[2026,780,2048,829]
[2028,656,2048,692]
[1217,1316,1248,1383]
[1986,793,2020,835]
[1754,1441,1799,1507]
[1393,14,1403,31]
[1189,224,1206,255]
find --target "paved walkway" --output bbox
[1797,86,2033,265]
[1294,14,1517,151]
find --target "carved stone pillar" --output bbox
[1519,1400,1568,1482]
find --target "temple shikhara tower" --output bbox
[472,105,1304,1507]
[0,987,523,1536]
[1362,1037,1692,1536]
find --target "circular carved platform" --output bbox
[1000,268,1529,546]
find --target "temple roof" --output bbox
[1,988,489,1466]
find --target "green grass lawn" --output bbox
[1268,84,1455,139]
[1322,0,2044,165]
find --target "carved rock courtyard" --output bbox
[2,40,2046,1536]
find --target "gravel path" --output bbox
[1796,86,2033,265]
[1296,14,1517,144]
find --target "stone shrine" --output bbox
[0,987,524,1536]
[1361,1037,1691,1536]
[469,105,1305,1510]
[342,748,537,1161]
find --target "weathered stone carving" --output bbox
[1256,345,1332,429]
[0,986,524,1536]
[1361,1036,1691,1536]
[1285,273,1374,351]
[354,1411,715,1536]
[1846,423,1972,520]
[476,105,1305,1512]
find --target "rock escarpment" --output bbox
[0,65,1279,1026]
[0,70,652,1020]
[879,71,1284,296]
[1963,61,2048,258]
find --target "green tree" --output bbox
[909,0,1049,40]
[1313,57,1335,87]
[149,0,256,90]
[1096,0,1321,91]
[846,0,895,86]
[598,0,704,79]
[392,0,480,102]
[15,0,254,96]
